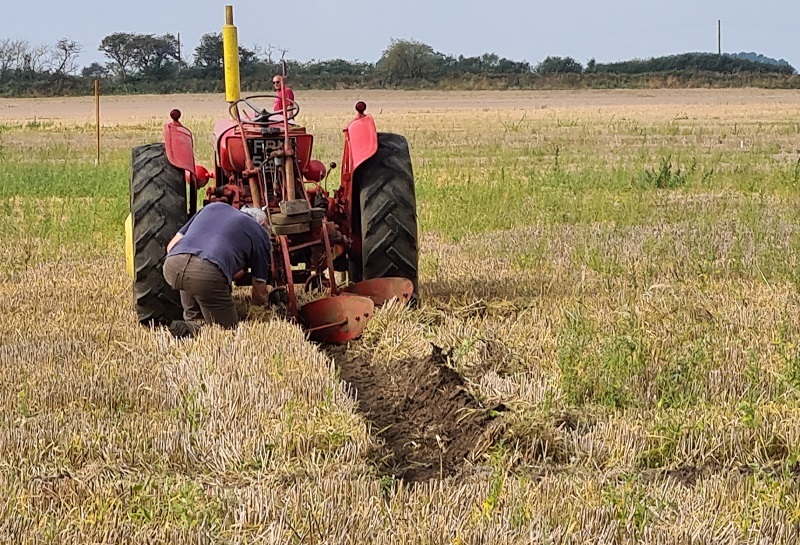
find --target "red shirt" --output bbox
[274,87,295,112]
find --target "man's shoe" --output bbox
[168,320,200,339]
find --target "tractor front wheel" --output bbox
[130,143,187,324]
[353,133,419,300]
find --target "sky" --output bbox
[1,0,798,70]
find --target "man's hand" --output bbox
[252,279,270,306]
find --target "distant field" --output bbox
[4,88,800,123]
[2,89,800,543]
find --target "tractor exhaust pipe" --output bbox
[223,5,240,104]
[223,5,263,208]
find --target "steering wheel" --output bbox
[229,94,300,125]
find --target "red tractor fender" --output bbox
[164,109,212,190]
[164,109,197,175]
[339,103,379,241]
[344,104,378,172]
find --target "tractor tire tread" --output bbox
[355,133,419,297]
[130,143,187,325]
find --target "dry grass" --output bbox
[2,90,800,542]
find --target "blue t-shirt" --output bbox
[169,202,272,283]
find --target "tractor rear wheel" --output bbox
[353,132,419,300]
[130,143,187,325]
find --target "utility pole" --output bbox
[717,20,721,56]
[177,32,182,70]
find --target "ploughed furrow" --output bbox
[327,345,505,482]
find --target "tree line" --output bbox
[0,33,797,97]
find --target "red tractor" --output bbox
[125,6,417,342]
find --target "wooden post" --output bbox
[94,79,100,165]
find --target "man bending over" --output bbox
[163,203,272,337]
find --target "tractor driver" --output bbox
[272,75,294,113]
[162,202,272,337]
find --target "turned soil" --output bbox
[328,345,504,482]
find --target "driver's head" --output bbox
[240,206,269,230]
[272,76,282,89]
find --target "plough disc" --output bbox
[340,277,414,306]
[300,295,375,344]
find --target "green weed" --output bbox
[558,311,648,409]
[636,416,683,469]
[655,338,709,409]
[638,156,687,189]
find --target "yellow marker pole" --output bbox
[94,79,100,165]
[222,5,240,104]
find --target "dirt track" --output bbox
[2,89,800,123]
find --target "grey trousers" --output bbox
[162,253,239,328]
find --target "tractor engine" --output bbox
[208,122,318,210]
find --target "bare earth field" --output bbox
[2,89,800,543]
[3,88,800,123]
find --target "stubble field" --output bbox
[3,89,800,543]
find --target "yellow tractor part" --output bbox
[223,5,241,104]
[124,213,134,279]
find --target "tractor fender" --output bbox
[164,109,196,174]
[345,114,378,172]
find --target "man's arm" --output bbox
[252,279,269,306]
[167,232,184,253]
[247,226,273,306]
[167,208,204,252]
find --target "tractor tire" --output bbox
[354,132,419,299]
[130,143,187,325]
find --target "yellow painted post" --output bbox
[222,5,241,104]
[94,79,100,165]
